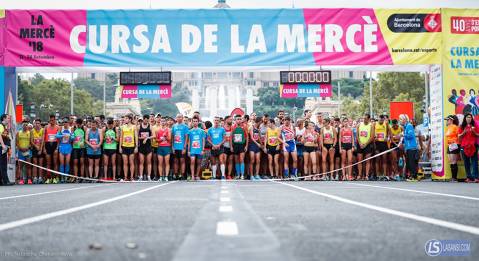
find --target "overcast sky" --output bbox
[2,0,479,9]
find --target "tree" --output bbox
[19,78,103,121]
[365,72,425,121]
[254,86,306,118]
[332,78,366,98]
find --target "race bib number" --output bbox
[360,131,368,137]
[306,135,314,142]
[342,136,352,143]
[124,136,133,143]
[90,139,98,145]
[106,136,112,144]
[448,143,459,151]
[192,141,200,149]
[213,133,220,139]
[377,133,385,140]
[140,132,149,138]
[62,135,70,143]
[253,133,259,141]
[48,134,56,142]
[324,133,332,139]
[234,134,243,143]
[34,138,42,145]
[74,136,82,144]
[268,137,277,144]
[285,132,294,141]
[174,134,181,143]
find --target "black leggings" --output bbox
[405,149,418,179]
[0,153,9,184]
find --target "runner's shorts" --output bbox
[266,145,279,155]
[357,144,373,155]
[248,143,261,153]
[45,142,58,155]
[122,147,135,155]
[375,141,389,153]
[17,150,31,160]
[233,143,246,155]
[72,148,85,159]
[157,146,171,157]
[283,141,296,153]
[211,146,223,157]
[103,149,116,157]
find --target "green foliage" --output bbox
[73,73,117,103]
[332,78,366,98]
[140,84,192,116]
[254,86,305,118]
[19,77,103,121]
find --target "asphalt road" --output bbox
[0,180,478,261]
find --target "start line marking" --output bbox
[274,181,479,236]
[0,182,176,232]
[343,182,479,201]
[0,183,117,201]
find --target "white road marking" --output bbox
[219,206,233,213]
[216,221,238,236]
[220,190,229,194]
[0,182,176,232]
[220,197,231,202]
[274,181,479,236]
[344,182,479,201]
[0,183,117,201]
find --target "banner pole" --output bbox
[103,80,106,116]
[369,72,373,117]
[70,73,74,115]
[338,81,341,116]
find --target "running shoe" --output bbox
[164,176,169,182]
[240,175,244,180]
[406,178,418,182]
[27,179,32,185]
[52,178,59,184]
[148,176,152,182]
[137,176,143,182]
[33,177,38,184]
[45,178,51,184]
[38,177,44,184]
[250,175,254,181]
[221,176,226,180]
[18,179,24,185]
[466,178,475,183]
[187,176,192,181]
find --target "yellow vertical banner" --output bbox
[441,8,479,180]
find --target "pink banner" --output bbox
[319,84,332,97]
[5,10,86,66]
[159,85,172,99]
[280,84,298,98]
[303,9,392,65]
[121,85,138,99]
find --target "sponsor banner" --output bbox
[1,9,442,67]
[375,9,442,65]
[442,8,479,180]
[429,64,444,178]
[121,85,171,99]
[280,83,332,98]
